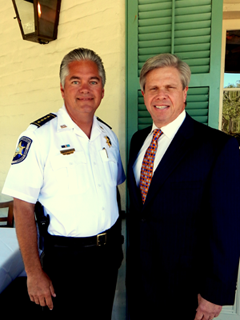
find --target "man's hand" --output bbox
[194,294,222,320]
[13,198,56,310]
[27,270,56,310]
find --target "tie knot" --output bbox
[153,129,162,141]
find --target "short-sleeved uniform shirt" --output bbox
[2,106,125,237]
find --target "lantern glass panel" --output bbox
[15,0,34,35]
[38,0,58,38]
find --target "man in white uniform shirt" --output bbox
[2,48,125,319]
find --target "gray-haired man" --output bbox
[3,48,125,319]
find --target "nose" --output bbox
[156,87,168,99]
[79,81,90,93]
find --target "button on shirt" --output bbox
[2,106,125,237]
[133,110,186,186]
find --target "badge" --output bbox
[105,136,112,147]
[12,136,32,165]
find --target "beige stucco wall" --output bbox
[0,0,126,208]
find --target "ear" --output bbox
[183,86,188,103]
[141,90,145,97]
[101,88,105,99]
[60,83,64,99]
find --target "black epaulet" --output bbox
[31,113,57,128]
[97,117,112,130]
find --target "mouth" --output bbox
[77,97,93,101]
[154,105,169,110]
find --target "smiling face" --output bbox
[60,60,104,122]
[142,66,188,128]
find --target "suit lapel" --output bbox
[129,127,151,165]
[143,114,195,210]
[128,126,152,210]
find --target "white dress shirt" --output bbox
[2,106,125,237]
[133,110,186,186]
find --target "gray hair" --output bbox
[140,53,191,92]
[60,48,106,88]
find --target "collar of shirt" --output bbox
[57,105,102,140]
[133,110,186,186]
[152,109,186,140]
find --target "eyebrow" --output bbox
[69,76,101,81]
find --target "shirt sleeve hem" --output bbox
[1,188,37,204]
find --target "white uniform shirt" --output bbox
[2,106,125,237]
[133,110,186,186]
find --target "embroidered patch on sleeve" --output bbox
[12,136,33,165]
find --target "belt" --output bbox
[45,218,123,249]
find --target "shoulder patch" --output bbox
[97,117,112,130]
[31,113,57,128]
[12,136,32,165]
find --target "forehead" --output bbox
[145,66,182,85]
[67,60,100,77]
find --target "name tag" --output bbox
[60,148,75,155]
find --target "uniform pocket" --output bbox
[50,151,89,194]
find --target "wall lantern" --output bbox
[12,0,61,44]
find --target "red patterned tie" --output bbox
[140,129,163,203]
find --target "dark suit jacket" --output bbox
[127,113,240,318]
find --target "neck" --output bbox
[64,105,95,138]
[74,117,93,139]
[66,109,94,139]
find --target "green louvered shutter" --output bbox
[127,0,223,147]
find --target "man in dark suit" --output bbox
[127,53,240,320]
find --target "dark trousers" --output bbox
[127,267,198,320]
[41,235,123,319]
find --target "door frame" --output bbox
[218,17,240,320]
[219,19,240,129]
